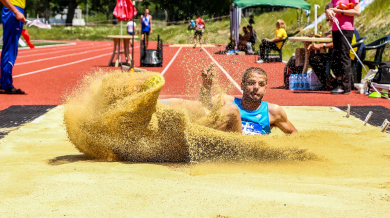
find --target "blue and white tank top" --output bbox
[141,15,151,32]
[232,98,271,135]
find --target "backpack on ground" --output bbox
[372,61,390,84]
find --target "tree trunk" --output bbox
[65,0,77,26]
[44,0,50,23]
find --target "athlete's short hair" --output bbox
[242,67,268,84]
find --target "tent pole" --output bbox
[131,8,135,71]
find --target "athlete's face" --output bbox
[241,73,267,102]
[145,9,149,15]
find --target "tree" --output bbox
[65,0,82,26]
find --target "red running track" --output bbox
[0,40,389,111]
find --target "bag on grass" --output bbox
[246,42,254,54]
[372,61,390,84]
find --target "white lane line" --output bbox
[0,43,77,52]
[17,47,112,65]
[331,107,342,112]
[14,53,112,78]
[31,116,45,123]
[17,44,110,58]
[161,47,182,76]
[202,47,242,94]
[17,46,140,65]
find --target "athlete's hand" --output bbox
[201,63,215,89]
[150,29,153,34]
[14,11,27,22]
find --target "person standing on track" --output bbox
[326,0,360,94]
[127,19,138,46]
[140,8,152,49]
[127,19,138,36]
[0,0,27,94]
[193,14,205,50]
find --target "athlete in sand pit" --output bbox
[160,66,297,135]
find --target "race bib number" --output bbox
[241,121,264,135]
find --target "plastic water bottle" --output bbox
[304,74,309,90]
[297,74,302,90]
[293,74,298,90]
[292,74,297,90]
[307,73,312,90]
[289,74,294,90]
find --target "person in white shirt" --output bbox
[127,20,138,36]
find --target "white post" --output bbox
[314,4,320,34]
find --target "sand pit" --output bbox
[1,102,390,216]
[169,44,217,47]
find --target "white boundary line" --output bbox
[202,47,242,94]
[0,42,77,52]
[17,44,107,58]
[331,107,342,112]
[161,47,182,76]
[17,47,113,65]
[14,53,112,78]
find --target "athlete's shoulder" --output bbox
[267,103,285,117]
[223,94,235,104]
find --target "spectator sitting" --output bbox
[238,26,253,52]
[256,19,287,63]
[246,25,256,54]
[239,26,248,40]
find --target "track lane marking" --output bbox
[202,47,242,94]
[17,47,112,65]
[16,43,87,54]
[161,47,182,76]
[17,46,140,65]
[17,44,111,58]
[14,53,112,78]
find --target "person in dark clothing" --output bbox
[248,15,255,25]
[309,3,360,91]
[326,0,360,94]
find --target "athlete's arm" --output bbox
[0,0,26,22]
[269,104,298,134]
[199,64,214,109]
[140,15,143,34]
[150,15,153,34]
[199,63,234,109]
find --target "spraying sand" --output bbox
[64,71,315,163]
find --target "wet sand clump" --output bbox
[64,71,316,162]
